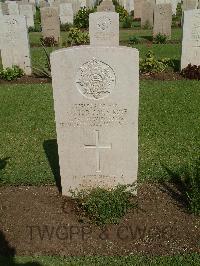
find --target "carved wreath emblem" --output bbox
[76,58,116,100]
[97,16,112,31]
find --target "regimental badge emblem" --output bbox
[76,58,116,100]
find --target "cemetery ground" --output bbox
[0,27,200,264]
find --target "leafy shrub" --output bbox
[164,158,200,215]
[122,15,132,28]
[0,65,24,81]
[34,6,41,30]
[172,2,182,27]
[74,7,94,29]
[71,184,137,225]
[153,33,167,44]
[181,64,200,80]
[116,5,128,22]
[40,36,58,47]
[28,25,41,32]
[60,23,73,32]
[140,51,172,74]
[67,27,89,46]
[129,35,140,44]
[142,21,152,30]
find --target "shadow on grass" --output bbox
[160,159,200,215]
[0,231,42,266]
[159,165,189,211]
[43,139,61,193]
[0,157,10,182]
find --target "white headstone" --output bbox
[89,12,119,46]
[59,3,73,24]
[181,9,200,69]
[19,4,34,27]
[41,7,60,42]
[7,1,19,15]
[50,46,139,196]
[0,16,31,75]
[153,3,172,37]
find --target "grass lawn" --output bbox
[0,80,199,185]
[1,254,200,265]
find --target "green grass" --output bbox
[1,254,200,266]
[0,81,199,185]
[139,80,200,182]
[0,84,55,185]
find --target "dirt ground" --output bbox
[0,183,199,256]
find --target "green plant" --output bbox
[60,23,73,32]
[115,5,128,22]
[140,51,172,74]
[71,184,137,225]
[181,64,200,80]
[34,6,41,30]
[67,27,89,46]
[28,25,41,32]
[74,7,94,29]
[0,65,24,81]
[142,21,152,30]
[122,15,132,28]
[40,36,58,47]
[153,33,167,44]
[129,35,140,44]
[164,158,200,215]
[33,42,51,79]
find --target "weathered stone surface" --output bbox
[141,1,154,28]
[59,3,73,24]
[89,12,119,46]
[181,9,200,69]
[19,4,34,27]
[50,46,139,196]
[182,0,198,10]
[41,7,60,42]
[153,3,172,37]
[134,0,144,18]
[0,15,31,75]
[7,1,19,15]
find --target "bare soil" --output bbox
[0,183,199,256]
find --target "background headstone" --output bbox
[153,3,172,37]
[50,46,139,196]
[19,4,34,27]
[141,1,154,28]
[7,1,19,15]
[97,0,115,12]
[134,0,144,18]
[0,15,31,75]
[181,9,200,69]
[89,12,119,46]
[59,3,73,24]
[182,0,198,10]
[41,7,60,42]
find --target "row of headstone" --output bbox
[0,1,35,28]
[118,0,200,16]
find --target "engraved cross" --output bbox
[84,130,112,173]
